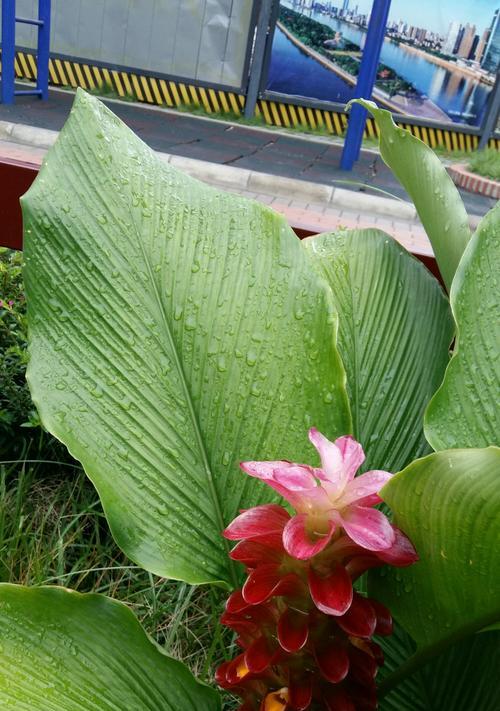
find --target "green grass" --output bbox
[467,148,500,181]
[0,458,237,704]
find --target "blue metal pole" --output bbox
[36,0,51,99]
[1,0,16,104]
[340,0,392,170]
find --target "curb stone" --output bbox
[0,119,416,220]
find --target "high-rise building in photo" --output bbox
[475,27,491,63]
[457,23,476,58]
[481,8,500,73]
[443,20,462,54]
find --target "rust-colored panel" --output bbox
[0,158,440,285]
[0,158,38,250]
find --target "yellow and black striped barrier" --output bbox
[5,50,499,153]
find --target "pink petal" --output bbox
[283,513,335,560]
[337,470,393,508]
[223,504,290,541]
[377,526,419,566]
[315,640,350,683]
[277,607,309,653]
[336,593,376,638]
[340,505,395,551]
[272,464,317,491]
[308,428,344,486]
[242,563,282,605]
[335,435,365,483]
[240,461,297,503]
[308,563,353,616]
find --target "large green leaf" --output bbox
[350,100,471,290]
[377,622,500,710]
[0,584,220,710]
[425,203,500,450]
[22,90,350,587]
[304,229,453,472]
[370,447,500,686]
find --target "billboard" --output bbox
[10,0,255,89]
[267,1,500,126]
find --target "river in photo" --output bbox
[267,3,492,126]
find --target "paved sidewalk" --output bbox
[0,132,432,259]
[0,86,495,219]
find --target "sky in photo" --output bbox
[347,0,498,34]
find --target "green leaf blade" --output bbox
[22,90,351,586]
[371,447,500,650]
[350,99,471,290]
[425,203,500,450]
[0,584,220,710]
[304,229,454,472]
[378,623,500,711]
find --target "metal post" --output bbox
[37,0,51,100]
[340,0,392,170]
[478,70,500,150]
[259,0,280,93]
[1,0,16,104]
[244,0,276,119]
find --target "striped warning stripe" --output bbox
[6,50,499,153]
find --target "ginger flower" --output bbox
[218,429,418,710]
[239,428,394,560]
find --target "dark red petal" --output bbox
[289,676,313,710]
[370,598,393,636]
[323,687,356,711]
[224,505,290,542]
[242,563,282,604]
[336,593,376,638]
[348,681,378,711]
[277,607,309,653]
[215,660,231,687]
[226,653,251,685]
[244,635,276,673]
[377,527,418,566]
[230,539,284,565]
[273,572,306,599]
[348,645,378,686]
[345,554,381,580]
[315,640,350,683]
[226,589,250,614]
[308,564,353,616]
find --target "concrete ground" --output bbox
[0,86,494,260]
[0,86,494,218]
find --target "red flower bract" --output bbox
[217,429,418,710]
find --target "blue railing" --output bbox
[1,0,51,103]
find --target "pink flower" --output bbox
[240,429,394,560]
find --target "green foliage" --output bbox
[467,148,500,181]
[0,249,32,457]
[0,462,234,696]
[352,99,471,290]
[425,203,500,449]
[0,249,70,462]
[370,448,500,696]
[378,622,500,710]
[22,89,350,587]
[0,584,221,710]
[304,228,454,472]
[5,88,498,708]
